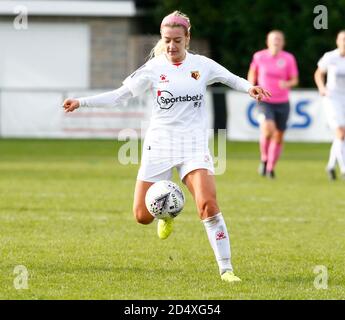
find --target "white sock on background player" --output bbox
[202,212,233,275]
[341,140,345,173]
[329,138,345,173]
[327,139,338,170]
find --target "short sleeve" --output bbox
[287,54,299,78]
[123,63,154,97]
[317,52,330,72]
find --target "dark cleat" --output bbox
[266,170,275,179]
[258,161,267,176]
[327,168,337,181]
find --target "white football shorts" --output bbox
[137,143,215,182]
[323,95,345,130]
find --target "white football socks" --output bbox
[327,139,338,170]
[202,212,233,275]
[341,140,345,173]
[328,139,345,173]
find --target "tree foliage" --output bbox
[137,0,345,87]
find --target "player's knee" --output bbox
[198,199,219,219]
[133,206,153,225]
[273,130,284,143]
[337,128,345,140]
[262,131,272,139]
[273,137,283,144]
[262,126,274,138]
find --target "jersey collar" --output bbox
[164,51,189,67]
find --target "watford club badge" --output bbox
[191,71,200,80]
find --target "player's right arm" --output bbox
[63,62,154,113]
[315,52,330,96]
[63,85,133,113]
[314,67,328,96]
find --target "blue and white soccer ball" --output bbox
[145,180,185,219]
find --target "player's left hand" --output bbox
[248,86,271,101]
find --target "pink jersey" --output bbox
[250,49,298,103]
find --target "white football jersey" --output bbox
[123,51,251,157]
[123,51,251,131]
[318,49,345,96]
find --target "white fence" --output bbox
[0,89,147,138]
[0,88,332,142]
[0,88,213,139]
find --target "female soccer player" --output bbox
[314,30,345,180]
[248,30,299,178]
[63,11,270,283]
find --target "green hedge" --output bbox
[137,0,345,88]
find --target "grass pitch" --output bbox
[0,139,344,300]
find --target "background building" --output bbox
[0,0,212,138]
[0,0,138,90]
[0,0,335,141]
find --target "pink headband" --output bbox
[161,15,190,31]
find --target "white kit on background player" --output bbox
[318,49,345,173]
[318,49,345,126]
[77,51,253,181]
[318,49,345,96]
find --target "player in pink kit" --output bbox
[248,30,299,178]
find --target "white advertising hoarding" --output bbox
[0,89,332,141]
[0,90,213,139]
[227,90,333,142]
[0,91,65,137]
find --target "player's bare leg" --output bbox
[266,129,284,179]
[132,180,155,224]
[133,180,175,239]
[259,120,275,176]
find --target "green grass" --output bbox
[0,139,344,300]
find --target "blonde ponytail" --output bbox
[149,39,166,59]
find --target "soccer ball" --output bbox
[145,180,185,219]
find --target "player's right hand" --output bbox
[63,98,80,113]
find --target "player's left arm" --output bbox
[279,75,299,89]
[231,76,271,101]
[279,54,299,89]
[205,57,271,101]
[248,86,271,101]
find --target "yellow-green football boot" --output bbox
[221,271,242,283]
[157,218,174,240]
